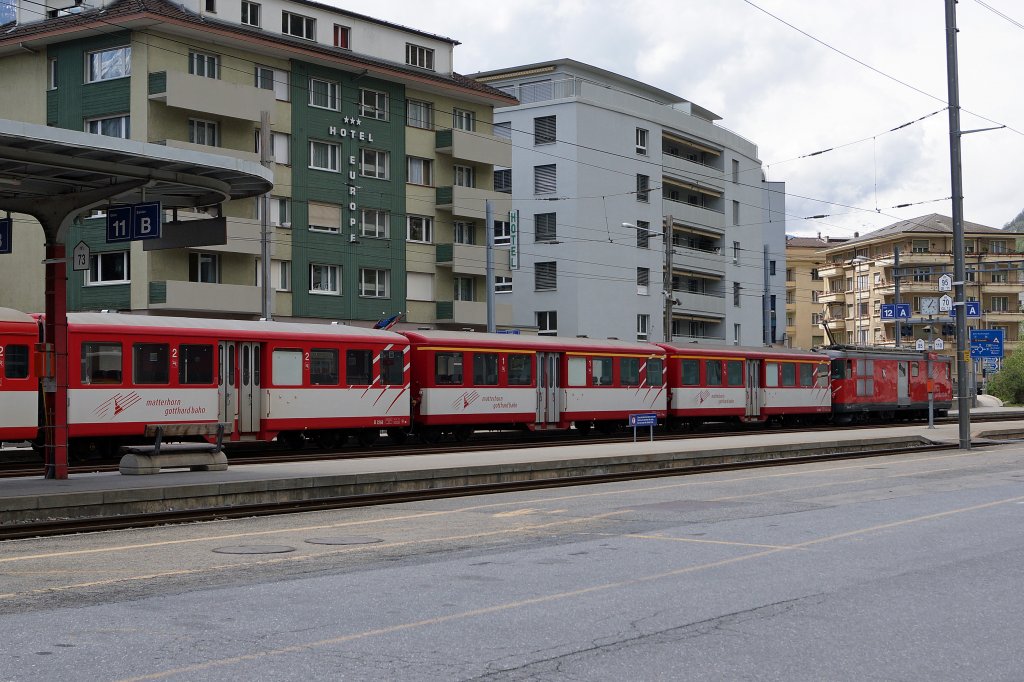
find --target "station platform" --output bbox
[4,411,1024,529]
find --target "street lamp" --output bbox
[848,256,870,345]
[623,220,675,342]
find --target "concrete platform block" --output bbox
[119,451,229,475]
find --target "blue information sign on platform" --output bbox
[628,413,658,428]
[949,301,981,318]
[881,303,911,320]
[0,217,11,254]
[970,329,1004,359]
[106,206,132,242]
[106,202,162,242]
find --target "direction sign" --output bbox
[0,217,10,255]
[938,273,952,292]
[938,294,953,312]
[72,241,90,272]
[970,329,1004,359]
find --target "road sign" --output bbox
[933,338,944,350]
[938,294,953,312]
[880,303,910,320]
[970,329,1004,359]
[915,339,926,351]
[0,217,10,254]
[880,304,895,319]
[72,241,90,272]
[628,413,658,427]
[106,202,162,242]
[938,273,952,292]
[920,297,939,315]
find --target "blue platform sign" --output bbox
[881,303,911,320]
[949,301,981,318]
[106,206,132,242]
[629,413,658,428]
[970,329,1004,359]
[0,217,11,254]
[106,202,162,242]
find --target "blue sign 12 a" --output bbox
[970,329,1004,358]
[880,303,911,320]
[0,217,11,255]
[106,202,162,242]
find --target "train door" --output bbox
[218,341,237,434]
[239,342,262,434]
[897,361,910,406]
[536,352,562,425]
[745,359,762,418]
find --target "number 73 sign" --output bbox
[72,241,91,272]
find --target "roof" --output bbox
[0,0,515,105]
[0,308,35,324]
[659,343,823,360]
[401,330,665,355]
[835,214,1003,249]
[786,237,831,249]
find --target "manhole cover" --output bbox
[305,536,383,546]
[212,545,296,555]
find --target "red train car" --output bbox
[0,308,39,443]
[401,330,667,441]
[659,344,831,429]
[62,313,410,456]
[817,346,953,422]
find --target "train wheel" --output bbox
[452,426,473,442]
[419,427,442,444]
[313,430,341,449]
[355,429,380,447]
[387,428,409,445]
[280,431,306,450]
[574,421,593,436]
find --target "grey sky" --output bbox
[333,0,1022,238]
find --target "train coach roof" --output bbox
[0,308,36,324]
[659,343,824,360]
[401,330,665,354]
[65,313,408,342]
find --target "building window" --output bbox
[453,165,475,188]
[636,174,649,202]
[359,268,390,298]
[733,241,740,260]
[360,88,388,120]
[309,78,338,110]
[636,220,650,248]
[307,201,341,233]
[811,290,820,303]
[255,65,289,101]
[733,282,741,306]
[991,271,1008,284]
[989,240,1007,254]
[454,276,474,301]
[811,268,821,280]
[241,0,260,26]
[360,149,389,179]
[86,114,130,139]
[637,314,649,341]
[535,261,556,291]
[912,268,930,283]
[276,260,291,291]
[86,251,129,285]
[48,58,58,89]
[188,118,219,146]
[407,100,433,129]
[453,108,476,132]
[534,115,555,145]
[494,168,511,193]
[204,0,216,11]
[407,215,433,243]
[86,46,131,83]
[360,209,389,238]
[734,324,742,344]
[406,156,432,185]
[992,296,1009,312]
[333,24,350,49]
[637,267,650,295]
[309,263,339,295]
[257,196,291,227]
[494,220,511,246]
[770,260,777,276]
[309,140,339,171]
[912,239,929,253]
[495,276,512,294]
[189,252,220,283]
[188,51,219,79]
[733,200,740,225]
[254,130,291,165]
[453,221,475,245]
[282,11,315,40]
[534,164,556,194]
[636,127,648,155]
[406,43,434,70]
[535,212,556,242]
[732,159,740,183]
[537,311,557,336]
[493,121,512,140]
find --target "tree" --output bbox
[986,345,1024,404]
[1004,208,1024,233]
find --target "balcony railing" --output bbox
[495,77,581,103]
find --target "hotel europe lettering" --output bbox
[327,117,373,230]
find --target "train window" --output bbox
[799,364,814,387]
[567,357,587,386]
[473,353,499,385]
[435,352,463,385]
[830,359,845,379]
[705,360,722,386]
[253,347,261,386]
[139,345,169,385]
[646,358,664,386]
[309,349,340,385]
[179,344,214,384]
[911,363,919,377]
[508,354,532,386]
[726,360,743,387]
[229,344,236,386]
[345,350,372,385]
[4,345,29,379]
[781,363,796,387]
[380,349,404,385]
[681,359,699,385]
[764,362,779,387]
[81,342,122,384]
[272,349,302,386]
[620,357,640,386]
[592,357,613,386]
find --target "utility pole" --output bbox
[893,245,902,347]
[259,110,273,321]
[763,245,771,345]
[485,199,495,333]
[664,214,674,342]
[945,0,971,450]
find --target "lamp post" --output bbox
[623,219,674,342]
[849,256,869,345]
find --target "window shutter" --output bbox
[534,116,556,144]
[308,201,340,230]
[535,213,556,242]
[534,164,556,194]
[535,261,556,290]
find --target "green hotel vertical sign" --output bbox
[509,210,519,269]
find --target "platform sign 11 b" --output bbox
[106,202,162,242]
[0,217,11,254]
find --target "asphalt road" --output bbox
[3,443,1024,680]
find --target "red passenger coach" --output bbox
[401,331,667,441]
[660,344,831,429]
[63,313,409,456]
[0,308,40,443]
[819,346,953,422]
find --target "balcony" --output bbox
[673,246,727,274]
[148,280,263,315]
[435,129,512,167]
[982,310,1024,323]
[435,300,513,326]
[672,290,726,318]
[661,199,725,230]
[660,153,726,191]
[875,252,948,267]
[816,263,845,279]
[149,70,277,123]
[493,77,581,104]
[435,243,512,277]
[155,139,261,165]
[818,291,847,304]
[435,186,511,220]
[980,280,1024,293]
